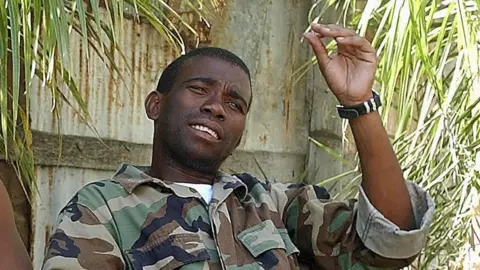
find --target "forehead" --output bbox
[176,56,251,96]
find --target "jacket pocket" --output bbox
[125,234,210,270]
[237,220,299,258]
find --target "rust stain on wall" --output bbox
[107,43,116,134]
[82,40,91,122]
[266,48,272,70]
[283,97,291,132]
[44,224,50,251]
[166,0,223,49]
[47,167,54,190]
[173,12,213,51]
[259,135,268,145]
[282,28,297,137]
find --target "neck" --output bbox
[149,152,217,185]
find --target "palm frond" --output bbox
[305,0,480,268]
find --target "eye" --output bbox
[189,86,207,94]
[227,101,240,110]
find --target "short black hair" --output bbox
[156,47,252,107]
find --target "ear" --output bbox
[145,91,165,121]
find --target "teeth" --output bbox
[192,125,218,139]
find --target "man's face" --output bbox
[148,56,251,172]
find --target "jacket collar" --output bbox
[112,163,247,200]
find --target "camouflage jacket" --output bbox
[43,164,434,270]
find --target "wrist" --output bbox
[349,111,381,124]
[336,90,381,120]
[337,93,374,106]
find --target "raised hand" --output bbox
[304,24,377,106]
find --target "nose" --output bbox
[200,98,226,121]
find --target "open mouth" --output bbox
[191,124,219,140]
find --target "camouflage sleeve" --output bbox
[269,180,434,269]
[42,199,125,270]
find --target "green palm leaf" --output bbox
[304,0,480,268]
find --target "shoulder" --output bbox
[63,179,128,214]
[233,172,330,200]
[233,172,270,192]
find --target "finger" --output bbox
[337,36,376,54]
[326,24,358,35]
[311,23,356,38]
[303,32,331,68]
[302,33,323,42]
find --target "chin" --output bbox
[171,145,223,168]
[184,156,223,174]
[189,151,225,165]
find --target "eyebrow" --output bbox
[183,77,249,108]
[182,77,217,86]
[227,88,248,109]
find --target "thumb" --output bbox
[303,32,331,71]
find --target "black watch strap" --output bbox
[336,90,382,120]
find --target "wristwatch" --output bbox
[336,90,382,120]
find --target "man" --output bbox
[42,24,434,269]
[0,181,33,270]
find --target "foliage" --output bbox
[301,0,480,268]
[0,0,220,196]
